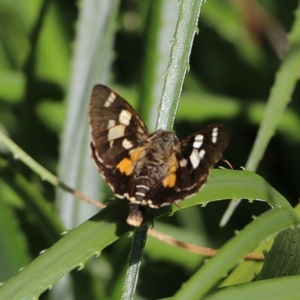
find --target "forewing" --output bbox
[147,125,231,206]
[89,84,148,196]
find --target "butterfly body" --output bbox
[89,84,230,226]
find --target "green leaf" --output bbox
[0,192,30,283]
[203,275,300,300]
[257,228,300,279]
[172,208,300,300]
[0,169,298,299]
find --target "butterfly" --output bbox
[89,84,230,226]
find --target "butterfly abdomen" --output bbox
[134,176,152,202]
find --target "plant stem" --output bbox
[121,0,205,298]
[157,0,204,131]
[0,130,103,209]
[121,224,149,300]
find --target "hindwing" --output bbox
[145,125,231,207]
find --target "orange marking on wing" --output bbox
[117,147,146,175]
[130,146,146,162]
[117,158,134,175]
[169,163,177,173]
[163,173,176,187]
[163,153,178,187]
[169,154,178,172]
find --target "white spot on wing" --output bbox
[108,125,125,141]
[119,110,132,126]
[190,149,200,169]
[180,159,188,167]
[190,149,206,169]
[193,134,204,149]
[107,119,116,128]
[95,151,103,163]
[122,138,133,149]
[104,92,116,107]
[147,200,159,208]
[159,202,170,207]
[199,149,206,159]
[212,127,218,143]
